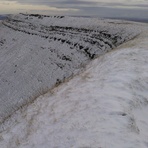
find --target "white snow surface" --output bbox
[0,21,148,147]
[0,14,141,123]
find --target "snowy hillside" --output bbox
[0,19,148,148]
[0,14,141,123]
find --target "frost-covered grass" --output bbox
[0,21,148,148]
[0,14,141,123]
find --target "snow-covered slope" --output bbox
[0,14,141,123]
[0,20,148,147]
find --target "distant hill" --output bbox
[0,15,6,20]
[72,16,148,23]
[107,17,148,23]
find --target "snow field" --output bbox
[0,22,148,148]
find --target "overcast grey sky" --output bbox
[0,0,148,19]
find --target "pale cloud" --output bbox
[1,0,147,9]
[0,0,148,10]
[81,0,147,5]
[0,0,79,14]
[65,0,148,9]
[0,0,147,19]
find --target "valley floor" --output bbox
[0,23,148,148]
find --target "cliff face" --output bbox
[0,13,140,123]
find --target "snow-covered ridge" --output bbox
[4,13,141,48]
[0,13,141,123]
[0,21,148,148]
